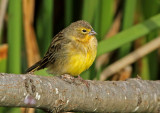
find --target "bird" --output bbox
[26,20,97,83]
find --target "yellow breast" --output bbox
[65,35,97,76]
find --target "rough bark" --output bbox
[0,73,159,112]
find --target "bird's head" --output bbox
[66,20,97,42]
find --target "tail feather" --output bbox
[26,56,49,73]
[26,60,42,73]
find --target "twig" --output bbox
[100,36,160,81]
[0,73,159,112]
[0,0,8,32]
[23,0,40,67]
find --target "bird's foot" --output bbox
[60,74,75,84]
[78,75,90,89]
[60,74,90,90]
[27,71,35,75]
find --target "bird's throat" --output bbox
[76,34,94,43]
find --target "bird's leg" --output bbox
[78,75,90,89]
[60,74,75,84]
[60,74,90,89]
[27,71,35,75]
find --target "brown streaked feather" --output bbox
[26,30,70,73]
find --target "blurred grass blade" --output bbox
[82,0,99,23]
[140,0,160,80]
[93,1,100,41]
[122,0,137,29]
[141,57,150,79]
[100,0,114,39]
[141,0,160,19]
[119,0,137,58]
[0,59,6,72]
[7,0,22,74]
[0,107,20,113]
[97,14,160,56]
[65,0,73,26]
[36,0,53,56]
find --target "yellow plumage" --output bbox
[66,51,96,76]
[65,35,97,76]
[26,20,97,77]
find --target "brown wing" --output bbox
[26,31,68,73]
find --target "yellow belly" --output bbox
[65,51,96,76]
[61,35,97,76]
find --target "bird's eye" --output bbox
[82,29,87,32]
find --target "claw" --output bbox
[78,75,90,89]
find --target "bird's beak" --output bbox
[89,30,97,35]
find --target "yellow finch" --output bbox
[26,20,97,77]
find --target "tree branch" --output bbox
[0,73,159,112]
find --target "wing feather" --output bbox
[26,30,69,72]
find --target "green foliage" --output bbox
[65,0,73,26]
[99,0,114,39]
[82,0,99,23]
[119,0,137,58]
[97,14,160,56]
[35,68,52,76]
[36,0,53,56]
[0,59,6,72]
[0,107,20,113]
[141,57,150,80]
[141,0,160,19]
[140,0,160,80]
[93,1,100,40]
[7,0,22,74]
